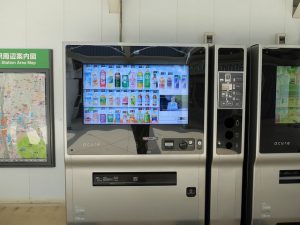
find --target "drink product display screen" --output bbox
[83,64,189,125]
[275,66,300,124]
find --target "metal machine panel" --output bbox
[243,45,300,225]
[207,45,247,225]
[64,43,208,225]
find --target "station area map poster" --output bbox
[0,73,48,162]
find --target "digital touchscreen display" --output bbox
[83,64,189,124]
[275,66,300,124]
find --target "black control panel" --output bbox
[218,72,244,108]
[162,138,202,151]
[93,172,177,186]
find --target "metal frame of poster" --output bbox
[0,49,55,167]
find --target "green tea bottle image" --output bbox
[144,70,151,88]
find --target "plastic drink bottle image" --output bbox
[167,72,173,88]
[152,72,158,89]
[144,110,150,123]
[181,75,187,88]
[115,72,121,88]
[129,71,136,89]
[159,72,165,89]
[137,109,143,123]
[122,74,129,88]
[130,93,136,106]
[137,71,143,89]
[92,71,98,88]
[115,110,121,123]
[100,94,106,106]
[107,70,114,88]
[107,113,114,123]
[151,110,158,123]
[100,113,106,123]
[100,70,106,87]
[137,93,143,106]
[174,75,179,88]
[145,93,150,106]
[152,94,157,106]
[108,94,114,106]
[144,70,151,88]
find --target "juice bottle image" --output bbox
[137,71,143,89]
[122,74,129,88]
[145,92,150,106]
[167,72,173,88]
[100,93,106,106]
[129,71,136,89]
[115,72,121,88]
[144,70,151,88]
[159,72,165,89]
[130,92,136,106]
[137,92,143,106]
[152,71,158,89]
[174,75,180,88]
[100,70,106,87]
[144,110,150,123]
[107,70,114,88]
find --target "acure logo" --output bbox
[273,141,291,146]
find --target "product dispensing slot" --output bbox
[93,172,177,186]
[279,170,300,184]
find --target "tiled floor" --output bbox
[0,203,66,225]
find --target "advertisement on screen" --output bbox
[275,66,300,124]
[83,64,189,125]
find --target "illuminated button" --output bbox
[188,140,193,145]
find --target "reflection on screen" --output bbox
[83,64,189,125]
[275,66,300,124]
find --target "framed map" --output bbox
[0,49,54,167]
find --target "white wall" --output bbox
[0,0,299,203]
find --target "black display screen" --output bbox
[260,48,300,153]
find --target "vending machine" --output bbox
[207,45,247,225]
[243,45,300,225]
[64,43,208,225]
